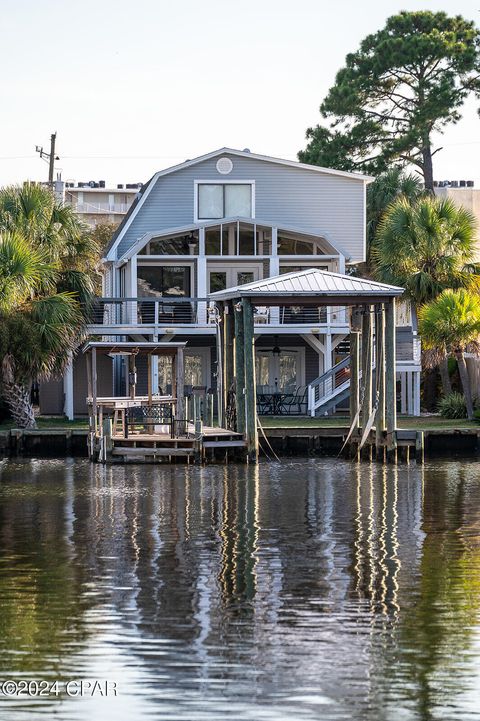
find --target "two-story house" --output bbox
[39,148,421,418]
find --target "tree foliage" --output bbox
[299,12,480,189]
[418,288,480,418]
[0,184,101,427]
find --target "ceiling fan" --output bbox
[261,335,298,356]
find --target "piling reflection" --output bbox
[0,458,479,720]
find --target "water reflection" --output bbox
[0,458,479,720]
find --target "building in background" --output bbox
[53,179,142,226]
[435,180,480,258]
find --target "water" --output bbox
[0,458,480,721]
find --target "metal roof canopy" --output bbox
[83,341,187,356]
[209,268,404,306]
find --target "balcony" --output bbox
[87,298,349,332]
[75,202,131,214]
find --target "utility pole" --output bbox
[48,133,56,184]
[35,132,59,186]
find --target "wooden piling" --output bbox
[385,298,397,463]
[224,301,235,430]
[176,346,185,420]
[234,301,246,436]
[216,301,225,427]
[361,305,373,459]
[375,304,386,461]
[242,298,258,463]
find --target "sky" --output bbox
[1,0,479,187]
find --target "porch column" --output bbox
[197,228,207,324]
[243,298,258,462]
[234,301,246,435]
[63,351,74,420]
[269,233,280,324]
[385,298,397,462]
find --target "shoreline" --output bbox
[1,424,478,459]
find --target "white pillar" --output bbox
[414,371,421,416]
[197,230,207,325]
[400,372,407,414]
[269,250,280,325]
[130,256,137,324]
[64,353,74,420]
[407,371,413,416]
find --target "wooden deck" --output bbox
[91,425,246,463]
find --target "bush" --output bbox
[438,392,467,419]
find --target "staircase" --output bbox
[307,357,351,416]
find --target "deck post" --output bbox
[375,304,386,461]
[224,301,235,429]
[234,301,246,435]
[176,347,185,420]
[385,298,397,463]
[361,305,373,459]
[242,298,258,463]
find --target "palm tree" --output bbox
[366,167,424,266]
[0,184,99,427]
[372,195,479,401]
[372,196,479,304]
[0,183,99,303]
[418,289,480,419]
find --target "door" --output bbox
[208,264,262,294]
[255,349,305,392]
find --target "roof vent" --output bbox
[216,157,233,175]
[242,148,251,153]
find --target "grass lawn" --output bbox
[0,417,88,431]
[259,415,478,431]
[0,415,476,433]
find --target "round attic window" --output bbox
[216,157,233,175]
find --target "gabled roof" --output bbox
[104,147,374,259]
[209,268,404,302]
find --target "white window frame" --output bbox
[194,180,255,222]
[136,260,195,298]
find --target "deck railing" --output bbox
[88,298,348,328]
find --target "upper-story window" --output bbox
[197,183,253,220]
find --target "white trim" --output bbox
[106,146,372,260]
[194,180,255,223]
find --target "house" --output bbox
[39,148,421,417]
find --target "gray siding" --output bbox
[116,154,365,262]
